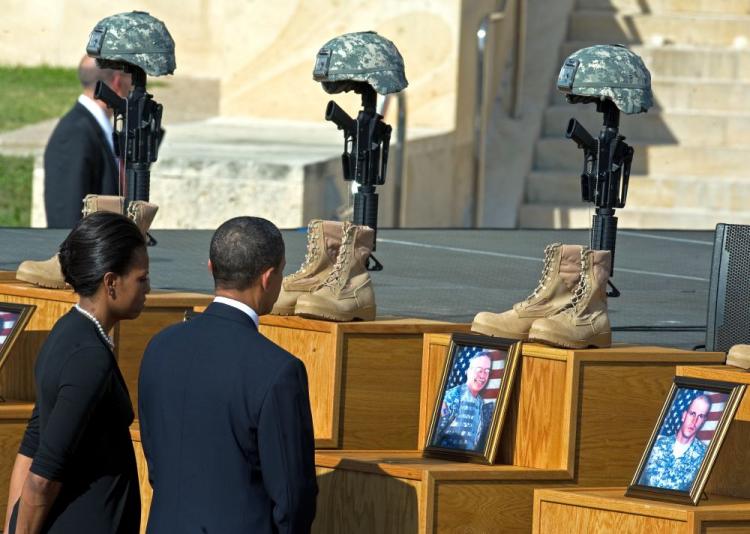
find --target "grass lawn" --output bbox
[0,65,79,133]
[0,65,79,226]
[0,154,33,226]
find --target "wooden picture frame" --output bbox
[626,376,746,505]
[0,302,35,374]
[423,333,521,464]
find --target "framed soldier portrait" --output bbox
[423,333,521,464]
[626,376,746,505]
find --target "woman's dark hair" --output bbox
[59,212,146,297]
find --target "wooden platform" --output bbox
[0,274,212,414]
[676,366,750,500]
[257,315,471,449]
[312,340,725,533]
[0,401,34,528]
[532,487,750,534]
[531,365,750,534]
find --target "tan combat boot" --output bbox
[528,248,612,349]
[127,200,159,238]
[471,243,584,339]
[82,194,125,216]
[294,222,376,321]
[15,255,67,289]
[17,195,123,288]
[727,345,750,369]
[16,196,157,289]
[271,219,344,315]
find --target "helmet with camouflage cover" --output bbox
[86,11,175,77]
[557,44,652,115]
[313,31,408,95]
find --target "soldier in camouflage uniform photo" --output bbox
[638,392,712,491]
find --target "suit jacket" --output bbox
[44,101,119,228]
[138,302,318,534]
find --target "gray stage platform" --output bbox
[0,227,716,349]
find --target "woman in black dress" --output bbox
[4,212,150,534]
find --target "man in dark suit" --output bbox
[138,217,318,533]
[44,55,131,228]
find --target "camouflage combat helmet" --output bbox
[86,11,175,76]
[557,44,652,114]
[313,31,408,95]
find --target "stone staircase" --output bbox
[519,0,750,229]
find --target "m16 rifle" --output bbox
[313,31,407,272]
[86,11,175,246]
[565,99,634,296]
[94,67,164,208]
[557,44,653,297]
[325,83,392,271]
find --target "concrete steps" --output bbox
[523,3,750,229]
[576,0,750,15]
[519,203,750,229]
[568,10,750,47]
[526,171,750,210]
[542,106,750,147]
[535,138,748,175]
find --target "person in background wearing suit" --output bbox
[44,55,132,228]
[4,212,149,534]
[138,216,318,534]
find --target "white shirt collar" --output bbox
[77,94,115,155]
[213,296,259,328]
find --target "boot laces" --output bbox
[292,222,321,277]
[525,243,556,302]
[126,201,139,223]
[322,225,353,289]
[566,250,591,312]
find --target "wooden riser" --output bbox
[676,366,750,500]
[257,315,470,450]
[310,340,725,533]
[533,488,750,534]
[0,276,212,416]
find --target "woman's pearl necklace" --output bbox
[74,304,115,350]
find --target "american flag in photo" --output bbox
[0,311,19,348]
[661,388,729,446]
[446,344,506,403]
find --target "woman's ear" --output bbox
[103,272,117,299]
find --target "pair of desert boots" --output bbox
[272,219,376,321]
[16,195,158,289]
[472,243,612,349]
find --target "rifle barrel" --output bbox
[325,101,356,132]
[565,118,596,150]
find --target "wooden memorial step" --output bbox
[0,401,34,527]
[0,273,212,415]
[311,340,725,533]
[676,365,750,500]
[257,315,471,449]
[533,487,750,534]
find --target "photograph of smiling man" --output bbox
[431,346,504,453]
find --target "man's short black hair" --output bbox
[209,217,285,290]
